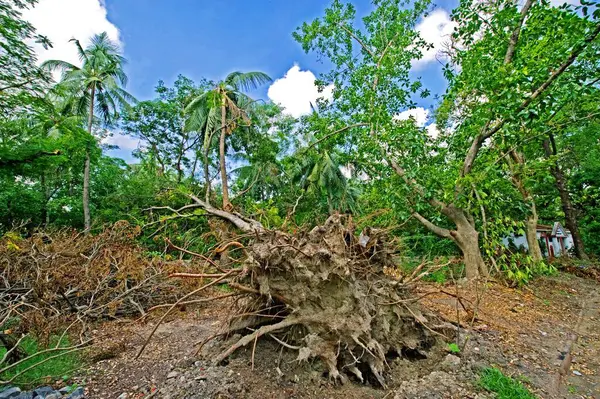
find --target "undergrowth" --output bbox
[479,367,536,399]
[399,257,464,284]
[0,336,80,388]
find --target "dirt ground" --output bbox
[75,272,600,398]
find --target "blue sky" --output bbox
[104,0,454,100]
[25,0,464,160]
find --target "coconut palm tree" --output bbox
[293,150,359,215]
[42,32,135,232]
[185,71,271,210]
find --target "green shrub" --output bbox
[479,367,536,399]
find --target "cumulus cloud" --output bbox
[22,0,121,67]
[394,107,430,127]
[268,65,334,118]
[414,9,456,68]
[426,123,440,139]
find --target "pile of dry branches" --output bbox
[0,221,182,339]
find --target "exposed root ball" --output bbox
[208,214,437,386]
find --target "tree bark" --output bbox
[203,145,211,203]
[443,205,489,279]
[508,150,543,262]
[83,85,95,233]
[543,135,588,260]
[219,101,231,210]
[415,205,489,279]
[525,206,543,262]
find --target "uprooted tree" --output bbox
[139,195,442,386]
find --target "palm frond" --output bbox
[225,71,272,92]
[69,38,89,64]
[41,59,80,75]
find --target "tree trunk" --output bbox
[83,85,95,233]
[151,143,165,176]
[191,151,199,182]
[508,150,543,262]
[543,135,588,260]
[446,207,489,279]
[220,102,231,210]
[526,203,543,262]
[414,204,488,279]
[175,126,188,183]
[204,146,211,203]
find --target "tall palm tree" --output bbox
[42,32,135,232]
[185,71,271,210]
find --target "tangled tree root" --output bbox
[197,214,439,387]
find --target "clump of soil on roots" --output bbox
[200,214,441,388]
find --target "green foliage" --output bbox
[122,75,209,182]
[479,367,536,399]
[0,0,51,118]
[398,257,464,284]
[0,336,80,387]
[501,253,556,286]
[447,343,460,354]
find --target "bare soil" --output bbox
[75,272,600,398]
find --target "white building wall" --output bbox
[502,231,573,258]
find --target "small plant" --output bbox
[447,343,460,354]
[479,367,536,399]
[567,385,577,394]
[216,283,233,293]
[0,336,81,387]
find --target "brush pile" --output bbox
[0,222,180,337]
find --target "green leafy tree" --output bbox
[294,0,599,278]
[42,32,135,232]
[0,0,51,118]
[122,75,207,182]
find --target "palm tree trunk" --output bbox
[220,102,231,210]
[83,85,95,233]
[175,128,187,183]
[204,146,211,203]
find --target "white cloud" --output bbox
[103,133,139,151]
[22,0,121,67]
[394,107,430,127]
[426,123,440,139]
[267,65,334,118]
[414,9,456,68]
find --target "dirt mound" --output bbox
[198,214,441,387]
